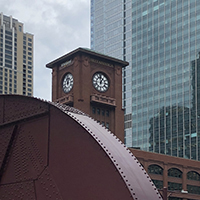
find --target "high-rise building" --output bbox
[91,1,200,160]
[0,13,33,96]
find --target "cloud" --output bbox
[0,0,90,100]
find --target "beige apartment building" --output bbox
[0,13,33,96]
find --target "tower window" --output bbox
[92,107,96,114]
[106,110,109,117]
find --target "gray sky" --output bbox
[0,0,90,100]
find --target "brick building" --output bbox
[131,148,200,200]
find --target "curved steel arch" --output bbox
[0,95,162,200]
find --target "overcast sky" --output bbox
[0,0,90,100]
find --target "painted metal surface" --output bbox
[0,95,162,200]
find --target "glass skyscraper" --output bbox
[91,0,200,161]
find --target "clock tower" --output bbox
[46,48,128,142]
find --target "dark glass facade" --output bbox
[91,0,200,160]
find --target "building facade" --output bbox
[0,13,33,96]
[131,148,200,200]
[91,1,200,160]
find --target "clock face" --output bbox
[62,73,73,93]
[92,72,109,92]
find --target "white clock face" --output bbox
[92,72,109,92]
[62,73,73,93]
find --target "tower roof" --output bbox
[46,47,129,68]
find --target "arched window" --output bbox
[168,168,182,178]
[148,164,163,175]
[187,171,200,181]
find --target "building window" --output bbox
[19,25,22,32]
[97,108,100,115]
[152,180,163,189]
[168,197,183,200]
[106,110,109,117]
[102,121,105,126]
[168,182,182,191]
[92,107,96,114]
[106,122,109,129]
[168,168,182,178]
[148,164,163,175]
[102,109,105,116]
[187,185,200,194]
[187,171,200,181]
